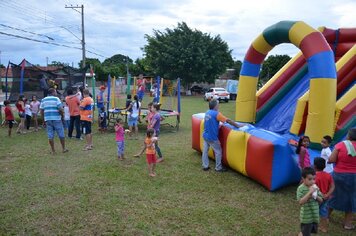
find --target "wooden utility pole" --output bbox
[65,4,86,86]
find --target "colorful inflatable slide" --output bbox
[191,21,356,191]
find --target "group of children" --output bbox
[3,95,41,136]
[296,135,335,235]
[114,102,163,177]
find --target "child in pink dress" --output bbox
[296,136,311,169]
[115,118,129,160]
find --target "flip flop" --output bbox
[62,149,69,153]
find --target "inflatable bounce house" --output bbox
[192,21,356,191]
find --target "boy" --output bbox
[297,167,323,236]
[320,135,333,173]
[314,157,334,233]
[98,107,107,133]
[4,100,15,137]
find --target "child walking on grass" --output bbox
[4,100,15,137]
[30,95,40,131]
[314,157,335,233]
[297,167,323,236]
[115,118,129,160]
[296,136,311,169]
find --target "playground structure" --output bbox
[192,21,356,191]
[107,75,181,130]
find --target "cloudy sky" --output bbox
[0,0,355,67]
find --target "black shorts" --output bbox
[7,120,14,128]
[301,223,318,236]
[81,120,92,134]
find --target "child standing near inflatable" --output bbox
[115,118,127,160]
[296,136,311,169]
[314,157,335,233]
[320,135,333,173]
[297,167,323,236]
[4,100,14,137]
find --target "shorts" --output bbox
[128,116,138,127]
[116,141,125,155]
[301,223,318,235]
[146,153,156,164]
[18,112,25,118]
[81,120,92,134]
[7,120,14,129]
[319,199,329,218]
[46,120,65,139]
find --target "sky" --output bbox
[0,0,355,67]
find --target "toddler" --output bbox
[320,135,333,173]
[99,107,107,133]
[115,118,129,160]
[296,136,311,169]
[4,100,15,137]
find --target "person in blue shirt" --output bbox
[202,99,243,172]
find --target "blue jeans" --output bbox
[202,139,222,170]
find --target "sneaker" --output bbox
[215,168,228,172]
[202,167,210,171]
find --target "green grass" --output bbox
[0,96,352,235]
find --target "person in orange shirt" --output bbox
[144,128,157,177]
[80,89,94,151]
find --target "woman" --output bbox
[126,95,141,139]
[328,128,356,230]
[15,95,26,134]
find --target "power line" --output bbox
[0,23,54,40]
[0,31,106,58]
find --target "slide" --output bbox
[255,28,356,141]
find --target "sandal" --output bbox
[83,146,92,151]
[62,149,69,153]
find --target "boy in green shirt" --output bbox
[297,167,323,236]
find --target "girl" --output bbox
[4,100,15,137]
[145,102,154,129]
[148,103,164,162]
[296,136,311,169]
[30,95,40,131]
[144,128,157,177]
[126,95,141,139]
[115,118,129,160]
[15,95,26,134]
[24,99,32,130]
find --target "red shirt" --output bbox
[16,101,24,112]
[334,141,356,173]
[5,106,14,120]
[315,171,333,195]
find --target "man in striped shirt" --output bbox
[40,88,68,154]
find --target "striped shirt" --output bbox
[40,96,63,121]
[296,184,323,224]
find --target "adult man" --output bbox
[65,87,82,139]
[80,89,94,151]
[39,75,49,98]
[40,88,68,154]
[202,100,243,172]
[96,85,106,110]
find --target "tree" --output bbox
[259,55,291,85]
[143,22,233,86]
[232,60,242,79]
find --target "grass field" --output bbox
[0,96,353,235]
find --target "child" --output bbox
[24,99,32,130]
[30,95,40,131]
[297,167,323,236]
[145,102,154,129]
[314,157,335,233]
[148,103,164,162]
[4,100,15,137]
[98,107,107,133]
[15,95,26,134]
[115,118,128,160]
[63,101,70,134]
[125,94,132,112]
[134,128,157,176]
[296,136,311,169]
[320,135,333,173]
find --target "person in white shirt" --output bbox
[321,135,333,173]
[126,95,141,139]
[24,99,32,130]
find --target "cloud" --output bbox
[0,0,355,66]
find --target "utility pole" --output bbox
[65,4,86,86]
